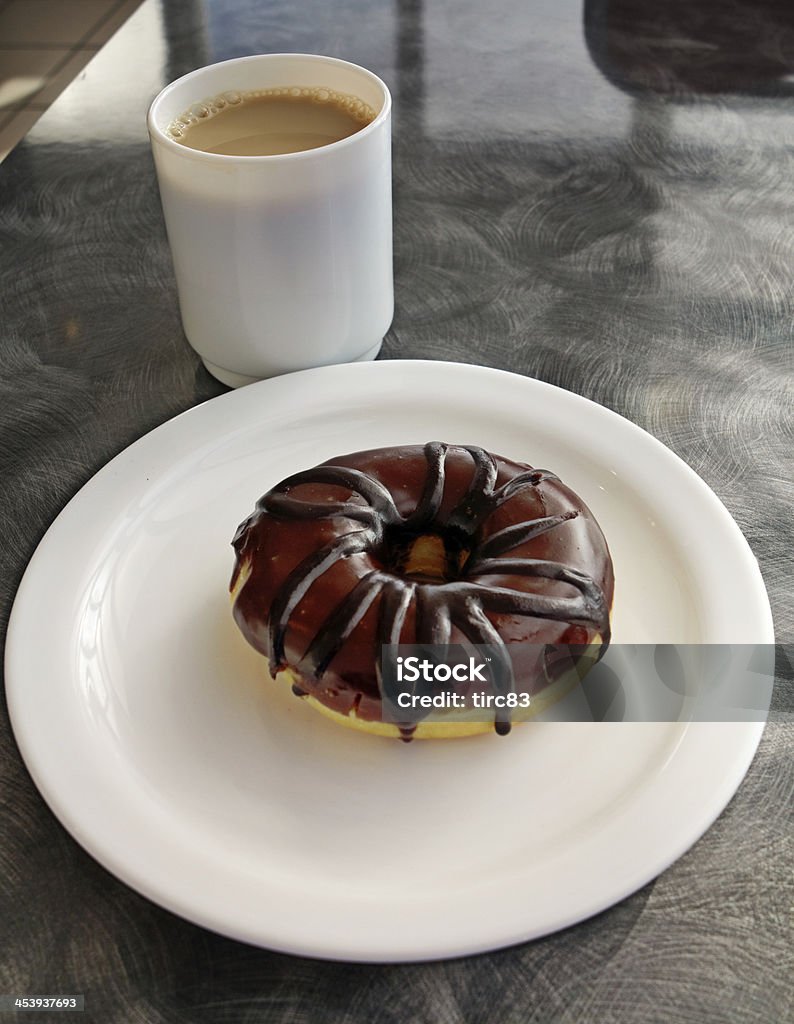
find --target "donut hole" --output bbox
[378,523,472,583]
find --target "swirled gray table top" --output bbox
[1,0,792,1021]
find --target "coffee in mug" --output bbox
[147,54,393,388]
[167,87,376,156]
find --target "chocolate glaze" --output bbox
[231,443,614,737]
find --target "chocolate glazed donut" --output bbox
[231,443,614,739]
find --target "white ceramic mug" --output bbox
[148,54,393,387]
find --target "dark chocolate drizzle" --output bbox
[248,443,611,738]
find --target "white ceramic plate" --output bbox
[5,360,773,962]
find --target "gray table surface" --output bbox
[1,0,792,1021]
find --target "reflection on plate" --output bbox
[5,360,773,961]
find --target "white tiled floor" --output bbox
[0,0,143,160]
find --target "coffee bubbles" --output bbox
[166,86,376,156]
